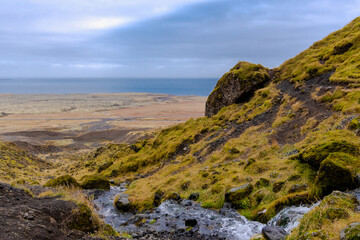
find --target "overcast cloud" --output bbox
[0,0,360,78]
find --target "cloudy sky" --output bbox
[1,0,360,78]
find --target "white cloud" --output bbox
[0,0,206,33]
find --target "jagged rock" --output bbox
[188,192,200,201]
[261,226,288,240]
[340,222,360,240]
[205,61,270,117]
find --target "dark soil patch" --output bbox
[0,183,95,240]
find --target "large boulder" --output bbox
[44,175,80,188]
[80,174,110,190]
[314,152,357,196]
[205,61,270,117]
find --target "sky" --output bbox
[1,0,360,78]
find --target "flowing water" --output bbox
[91,186,320,240]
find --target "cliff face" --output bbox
[205,62,270,117]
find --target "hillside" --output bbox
[2,17,360,239]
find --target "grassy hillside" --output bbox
[278,17,360,84]
[0,142,51,183]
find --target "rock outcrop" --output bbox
[205,61,270,117]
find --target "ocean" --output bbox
[0,78,218,96]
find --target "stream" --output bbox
[91,185,320,240]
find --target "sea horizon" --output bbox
[0,77,218,96]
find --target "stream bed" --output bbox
[91,185,319,239]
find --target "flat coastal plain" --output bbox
[0,93,206,156]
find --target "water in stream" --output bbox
[91,186,319,240]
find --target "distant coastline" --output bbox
[0,77,218,96]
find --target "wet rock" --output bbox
[261,226,288,240]
[115,194,134,212]
[185,219,198,227]
[181,200,192,206]
[225,183,253,209]
[188,192,199,201]
[288,184,308,194]
[340,222,360,240]
[272,181,285,193]
[205,61,270,117]
[153,189,165,207]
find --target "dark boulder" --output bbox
[205,61,270,117]
[262,226,288,240]
[188,192,200,201]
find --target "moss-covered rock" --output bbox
[66,203,100,233]
[205,61,270,117]
[298,140,359,169]
[225,183,253,209]
[44,175,80,188]
[80,174,110,190]
[324,207,350,221]
[314,152,357,196]
[255,178,270,188]
[288,191,358,240]
[340,223,360,240]
[273,181,286,193]
[349,117,360,130]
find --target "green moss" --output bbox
[296,131,359,169]
[314,152,357,197]
[80,174,110,190]
[225,183,254,209]
[349,117,360,130]
[44,175,80,188]
[67,203,100,233]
